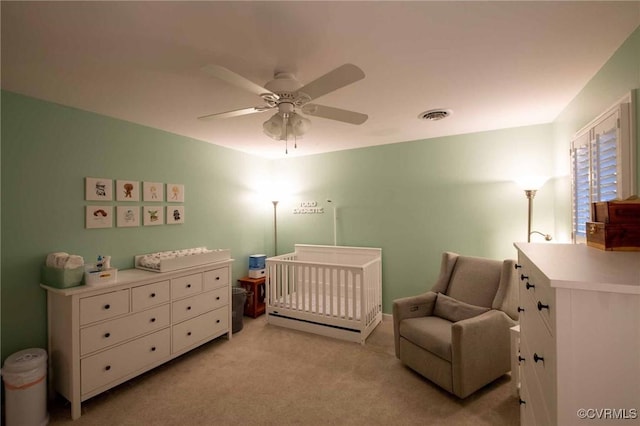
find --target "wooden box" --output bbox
[586,222,640,251]
[592,201,640,224]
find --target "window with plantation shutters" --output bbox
[570,94,636,242]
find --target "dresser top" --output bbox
[41,260,233,296]
[514,243,640,294]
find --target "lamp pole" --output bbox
[525,190,537,243]
[272,200,279,255]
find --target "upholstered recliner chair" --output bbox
[393,252,518,399]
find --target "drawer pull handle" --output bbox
[514,264,522,270]
[216,277,220,281]
[526,282,535,290]
[533,353,544,363]
[520,274,528,281]
[517,307,525,313]
[104,332,111,338]
[150,317,156,323]
[105,365,111,371]
[216,296,221,300]
[537,301,549,311]
[216,319,221,324]
[151,346,156,352]
[519,398,526,405]
[187,284,191,288]
[518,355,525,363]
[187,332,192,336]
[150,293,156,298]
[104,304,111,310]
[187,306,192,310]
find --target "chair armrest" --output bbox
[450,309,517,398]
[392,291,437,357]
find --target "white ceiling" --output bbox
[2,2,639,159]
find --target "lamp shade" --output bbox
[514,176,549,191]
[263,112,310,141]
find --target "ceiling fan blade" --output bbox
[297,64,365,100]
[198,106,272,121]
[202,65,278,100]
[301,104,368,125]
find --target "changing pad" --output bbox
[135,247,231,272]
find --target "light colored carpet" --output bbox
[48,316,519,425]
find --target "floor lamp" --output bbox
[515,177,552,243]
[272,200,279,255]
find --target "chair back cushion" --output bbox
[445,256,502,308]
[433,293,490,322]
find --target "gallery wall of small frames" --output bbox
[85,177,185,229]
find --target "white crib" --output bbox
[266,244,382,344]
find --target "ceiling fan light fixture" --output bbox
[263,113,284,140]
[263,112,310,141]
[419,109,452,121]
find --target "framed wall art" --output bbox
[116,180,140,202]
[85,177,113,201]
[86,205,113,229]
[166,206,185,224]
[117,206,140,227]
[166,183,184,203]
[143,181,164,202]
[143,206,164,226]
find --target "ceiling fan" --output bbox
[198,63,368,152]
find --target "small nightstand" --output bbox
[237,276,266,318]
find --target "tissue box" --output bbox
[249,254,266,270]
[84,268,118,286]
[249,268,266,279]
[41,265,84,289]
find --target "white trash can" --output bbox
[1,348,49,426]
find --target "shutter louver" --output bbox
[572,142,590,238]
[595,129,618,202]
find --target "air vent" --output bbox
[419,109,452,121]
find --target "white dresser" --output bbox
[514,243,640,425]
[41,260,233,419]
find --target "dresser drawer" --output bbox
[132,280,170,311]
[172,288,227,323]
[171,273,202,299]
[80,290,130,326]
[80,305,170,355]
[81,328,170,395]
[519,261,555,335]
[172,308,228,353]
[519,327,555,424]
[203,267,229,291]
[519,373,535,426]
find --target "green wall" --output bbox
[271,124,555,312]
[551,25,640,240]
[1,92,270,360]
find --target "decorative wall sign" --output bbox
[166,205,185,224]
[117,206,140,227]
[293,201,325,214]
[167,183,184,203]
[116,180,140,202]
[86,205,113,229]
[85,177,113,201]
[143,182,164,202]
[143,206,164,226]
